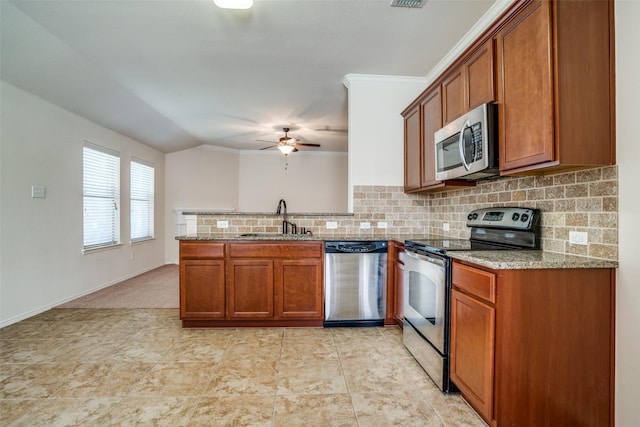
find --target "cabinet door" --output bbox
[442,68,464,124]
[227,259,274,319]
[496,0,555,172]
[420,87,442,188]
[464,40,495,110]
[450,288,495,423]
[274,259,323,319]
[403,104,422,192]
[180,259,225,319]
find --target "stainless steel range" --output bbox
[401,207,540,392]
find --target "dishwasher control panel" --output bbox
[325,241,388,253]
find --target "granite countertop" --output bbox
[176,233,618,270]
[175,233,424,242]
[450,250,618,270]
[180,211,355,217]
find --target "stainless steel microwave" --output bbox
[434,102,498,181]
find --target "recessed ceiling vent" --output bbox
[390,0,426,8]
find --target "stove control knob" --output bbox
[521,213,529,222]
[467,213,473,220]
[512,213,520,221]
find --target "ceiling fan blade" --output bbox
[295,143,321,147]
[314,127,348,133]
[257,139,278,144]
[259,145,277,150]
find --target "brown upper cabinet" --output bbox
[443,40,495,125]
[442,68,464,125]
[496,0,614,174]
[402,40,494,193]
[420,86,444,188]
[402,0,615,192]
[464,41,495,111]
[403,103,422,192]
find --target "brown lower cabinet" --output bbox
[451,260,615,426]
[387,241,404,327]
[180,240,323,327]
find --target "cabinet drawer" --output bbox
[452,262,496,304]
[229,242,322,259]
[180,242,225,259]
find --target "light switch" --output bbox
[326,221,338,229]
[31,185,46,198]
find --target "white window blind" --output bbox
[83,143,120,250]
[130,159,155,242]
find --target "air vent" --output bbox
[390,0,426,8]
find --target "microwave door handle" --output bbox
[458,119,471,171]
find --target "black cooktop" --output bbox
[406,207,541,255]
[404,238,526,255]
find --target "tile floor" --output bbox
[1,309,486,426]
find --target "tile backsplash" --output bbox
[195,165,618,261]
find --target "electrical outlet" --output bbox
[326,221,338,229]
[569,231,588,245]
[31,185,46,198]
[360,222,371,229]
[377,222,388,229]
[216,220,229,229]
[443,222,450,231]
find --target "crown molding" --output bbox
[343,74,428,88]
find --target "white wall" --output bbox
[163,146,347,263]
[164,145,239,263]
[238,150,347,213]
[0,81,166,326]
[615,1,640,423]
[343,75,428,208]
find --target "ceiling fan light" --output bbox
[278,145,295,155]
[213,0,253,10]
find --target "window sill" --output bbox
[131,237,156,245]
[82,243,123,255]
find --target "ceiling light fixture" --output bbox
[214,0,253,10]
[278,145,295,156]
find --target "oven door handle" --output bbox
[404,250,446,267]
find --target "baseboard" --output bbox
[0,263,174,328]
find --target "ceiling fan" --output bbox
[258,128,320,156]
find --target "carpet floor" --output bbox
[56,264,179,309]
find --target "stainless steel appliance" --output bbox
[434,102,498,181]
[402,207,540,392]
[324,241,388,327]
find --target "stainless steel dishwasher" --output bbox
[324,241,388,327]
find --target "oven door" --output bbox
[400,249,448,354]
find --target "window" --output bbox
[130,159,155,242]
[83,143,120,251]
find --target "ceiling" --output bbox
[1,0,495,154]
